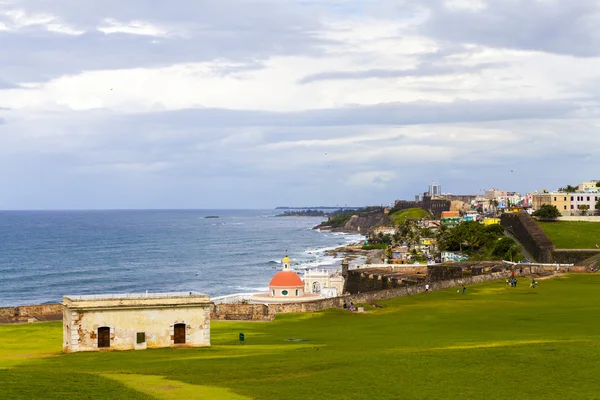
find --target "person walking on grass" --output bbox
[462,285,466,295]
[425,283,430,293]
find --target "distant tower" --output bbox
[282,251,291,271]
[429,182,441,197]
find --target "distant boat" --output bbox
[204,216,220,219]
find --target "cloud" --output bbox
[298,62,507,84]
[0,0,332,83]
[0,79,20,89]
[348,171,397,188]
[131,98,579,127]
[2,0,600,209]
[420,0,600,57]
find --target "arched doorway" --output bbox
[312,281,321,294]
[174,323,186,344]
[98,327,110,348]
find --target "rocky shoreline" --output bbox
[324,244,384,265]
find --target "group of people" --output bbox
[343,302,356,311]
[506,278,518,287]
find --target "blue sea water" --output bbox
[0,210,361,307]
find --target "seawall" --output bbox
[0,304,62,324]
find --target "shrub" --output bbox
[532,204,561,219]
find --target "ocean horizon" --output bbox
[0,209,362,307]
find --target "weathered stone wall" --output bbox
[501,213,555,262]
[0,307,18,323]
[551,249,600,265]
[0,304,62,323]
[422,195,451,217]
[393,197,450,217]
[580,253,600,268]
[427,265,463,281]
[211,304,271,321]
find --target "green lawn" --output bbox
[537,221,600,249]
[3,275,600,399]
[390,207,431,225]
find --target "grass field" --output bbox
[390,207,431,225]
[537,221,600,249]
[3,275,600,399]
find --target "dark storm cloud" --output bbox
[420,0,600,57]
[298,62,507,83]
[0,0,331,82]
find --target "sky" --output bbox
[1,0,599,209]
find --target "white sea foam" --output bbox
[235,286,269,292]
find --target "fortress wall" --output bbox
[551,250,600,265]
[501,213,555,262]
[0,304,62,323]
[211,304,271,321]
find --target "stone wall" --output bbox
[0,304,62,324]
[393,196,451,217]
[501,213,555,262]
[0,307,18,323]
[427,265,463,281]
[551,249,600,265]
[211,304,271,321]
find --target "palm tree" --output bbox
[488,199,499,215]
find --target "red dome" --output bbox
[269,271,304,287]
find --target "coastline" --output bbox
[0,212,363,308]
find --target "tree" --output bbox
[532,204,561,219]
[597,181,600,188]
[558,185,578,193]
[488,199,499,214]
[578,204,590,216]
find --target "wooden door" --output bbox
[174,324,186,344]
[98,327,110,348]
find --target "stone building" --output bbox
[62,292,211,353]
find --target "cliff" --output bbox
[315,210,391,233]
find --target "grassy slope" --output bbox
[538,221,600,249]
[2,275,600,399]
[390,207,431,225]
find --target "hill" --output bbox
[390,207,431,225]
[3,275,600,399]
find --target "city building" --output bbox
[429,182,441,197]
[441,251,468,263]
[570,193,600,215]
[579,181,600,193]
[62,292,212,353]
[484,188,508,200]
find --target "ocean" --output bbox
[0,210,362,307]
